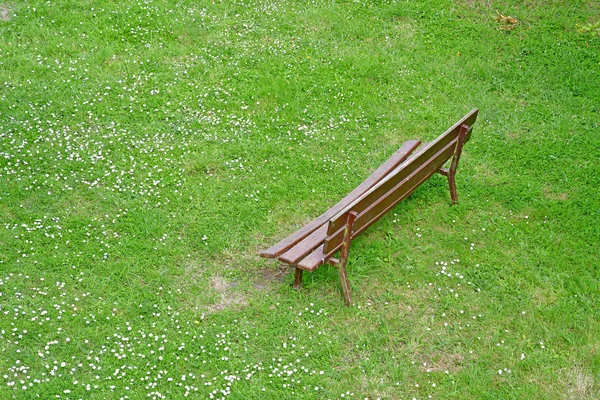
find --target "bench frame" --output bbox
[261,109,478,305]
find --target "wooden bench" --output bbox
[260,109,479,305]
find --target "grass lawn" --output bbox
[1,0,599,398]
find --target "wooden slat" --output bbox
[259,139,422,258]
[323,137,459,259]
[296,141,456,272]
[325,109,478,237]
[297,244,326,272]
[278,225,327,264]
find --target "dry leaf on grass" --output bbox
[495,11,518,30]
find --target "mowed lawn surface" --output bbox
[1,0,599,398]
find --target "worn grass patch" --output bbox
[0,4,10,21]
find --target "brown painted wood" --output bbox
[293,268,303,289]
[447,172,458,204]
[297,124,471,271]
[261,109,478,305]
[337,211,357,306]
[447,124,471,204]
[437,168,450,177]
[296,244,326,272]
[323,138,461,259]
[259,139,421,258]
[325,109,478,237]
[278,225,327,265]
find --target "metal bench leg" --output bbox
[444,124,471,204]
[447,172,458,204]
[337,211,357,306]
[293,268,303,290]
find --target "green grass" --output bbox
[1,0,599,398]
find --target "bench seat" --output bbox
[260,109,479,305]
[260,140,422,261]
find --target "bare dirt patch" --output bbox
[543,186,568,201]
[209,275,247,312]
[394,20,416,42]
[254,263,291,290]
[533,286,557,307]
[1,4,10,21]
[564,365,598,399]
[419,353,465,373]
[219,243,292,291]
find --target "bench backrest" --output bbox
[322,109,479,260]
